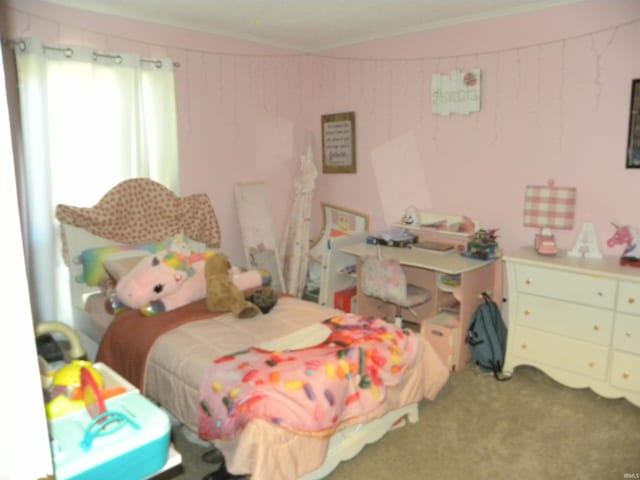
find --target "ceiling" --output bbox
[41,0,589,52]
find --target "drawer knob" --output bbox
[593,325,600,332]
[525,279,532,285]
[588,361,596,369]
[524,309,531,316]
[626,331,632,338]
[521,344,527,350]
[623,372,630,380]
[628,298,636,305]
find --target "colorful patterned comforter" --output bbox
[198,314,419,439]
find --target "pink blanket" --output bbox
[198,314,419,439]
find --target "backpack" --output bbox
[466,293,510,381]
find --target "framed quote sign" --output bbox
[626,79,640,168]
[322,111,356,173]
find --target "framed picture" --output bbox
[308,202,369,262]
[626,79,640,168]
[322,111,356,173]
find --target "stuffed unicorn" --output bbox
[109,249,271,316]
[607,223,640,267]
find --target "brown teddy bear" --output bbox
[205,253,260,318]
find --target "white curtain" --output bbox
[14,38,179,325]
[280,136,318,297]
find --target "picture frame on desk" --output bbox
[310,202,370,256]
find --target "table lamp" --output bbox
[523,180,576,256]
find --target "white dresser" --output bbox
[504,247,640,407]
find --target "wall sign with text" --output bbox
[626,78,640,168]
[322,111,356,174]
[431,69,481,116]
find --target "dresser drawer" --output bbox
[616,281,640,315]
[516,294,613,346]
[610,351,640,394]
[511,327,608,380]
[513,265,615,309]
[613,313,640,354]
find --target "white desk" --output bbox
[339,243,497,275]
[339,243,502,370]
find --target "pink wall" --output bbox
[1,0,315,266]
[3,0,640,266]
[313,0,640,255]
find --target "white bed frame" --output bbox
[300,403,419,480]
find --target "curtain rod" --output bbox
[2,38,180,68]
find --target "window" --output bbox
[13,38,179,325]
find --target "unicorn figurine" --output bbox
[606,223,640,267]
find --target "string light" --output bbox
[4,3,639,145]
[4,3,638,63]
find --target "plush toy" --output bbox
[112,250,271,316]
[205,253,260,318]
[114,251,211,316]
[402,206,419,225]
[246,287,278,314]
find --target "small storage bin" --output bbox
[423,312,460,370]
[49,391,170,480]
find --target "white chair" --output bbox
[360,254,431,329]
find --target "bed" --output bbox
[55,178,450,480]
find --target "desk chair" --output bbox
[361,254,431,329]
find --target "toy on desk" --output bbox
[402,206,420,225]
[606,223,640,267]
[366,227,418,248]
[462,229,500,260]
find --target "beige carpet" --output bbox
[169,365,640,480]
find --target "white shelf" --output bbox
[318,233,368,308]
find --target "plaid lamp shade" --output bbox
[523,184,576,230]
